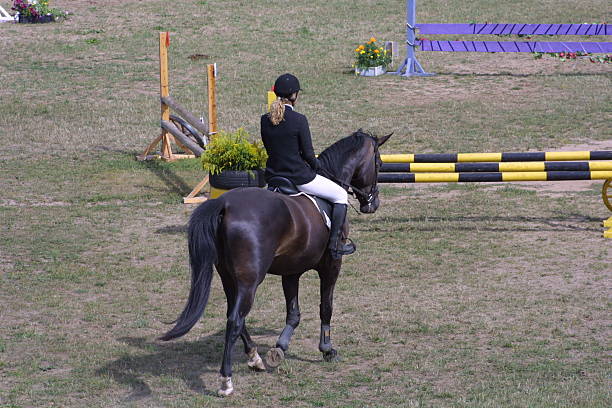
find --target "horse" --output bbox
[160,130,392,396]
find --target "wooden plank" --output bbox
[208,64,218,136]
[159,33,170,121]
[161,120,205,156]
[136,154,162,161]
[159,32,173,160]
[137,133,163,160]
[183,196,208,204]
[161,132,174,160]
[160,96,209,136]
[183,175,210,204]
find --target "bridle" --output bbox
[318,136,380,212]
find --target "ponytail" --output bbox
[269,97,286,126]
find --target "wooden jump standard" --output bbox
[137,32,218,204]
[137,32,207,162]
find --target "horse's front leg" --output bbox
[318,260,341,362]
[219,269,265,373]
[266,273,302,367]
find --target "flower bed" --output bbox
[12,0,64,23]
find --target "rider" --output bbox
[260,73,356,260]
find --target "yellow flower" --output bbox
[359,45,365,50]
[370,37,376,43]
[374,49,380,53]
[360,50,366,54]
[355,48,360,52]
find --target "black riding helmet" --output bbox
[273,73,301,98]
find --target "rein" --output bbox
[316,168,364,214]
[317,167,369,198]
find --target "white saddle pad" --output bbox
[290,192,331,229]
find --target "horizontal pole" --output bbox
[419,39,612,53]
[417,23,612,36]
[378,171,612,183]
[160,120,204,157]
[380,151,612,163]
[380,161,612,173]
[161,96,209,136]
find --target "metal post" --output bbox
[392,0,433,77]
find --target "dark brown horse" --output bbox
[160,130,391,396]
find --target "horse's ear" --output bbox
[377,133,393,146]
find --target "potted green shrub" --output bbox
[354,37,392,76]
[201,128,268,197]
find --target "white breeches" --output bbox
[297,175,348,204]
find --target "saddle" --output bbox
[267,176,332,229]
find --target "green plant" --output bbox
[12,0,66,19]
[201,128,267,175]
[353,37,392,69]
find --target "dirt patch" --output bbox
[0,199,73,207]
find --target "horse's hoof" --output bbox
[322,348,339,362]
[265,347,285,368]
[247,348,266,371]
[217,376,234,397]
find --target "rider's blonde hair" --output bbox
[268,97,291,126]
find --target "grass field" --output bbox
[0,0,611,407]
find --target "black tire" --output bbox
[169,114,207,148]
[209,169,266,189]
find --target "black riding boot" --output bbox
[328,203,356,260]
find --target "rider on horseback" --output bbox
[260,73,356,259]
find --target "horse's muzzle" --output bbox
[360,197,379,213]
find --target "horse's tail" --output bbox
[159,198,225,341]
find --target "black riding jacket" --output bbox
[260,105,318,185]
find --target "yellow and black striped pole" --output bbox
[380,161,612,173]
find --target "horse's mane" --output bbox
[317,130,372,178]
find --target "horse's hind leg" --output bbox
[219,270,264,372]
[317,261,341,362]
[266,273,302,367]
[218,286,257,396]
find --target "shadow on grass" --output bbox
[353,214,603,232]
[155,224,188,235]
[97,326,304,401]
[138,159,193,197]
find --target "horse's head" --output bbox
[350,130,392,213]
[317,130,392,213]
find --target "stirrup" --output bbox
[331,238,356,259]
